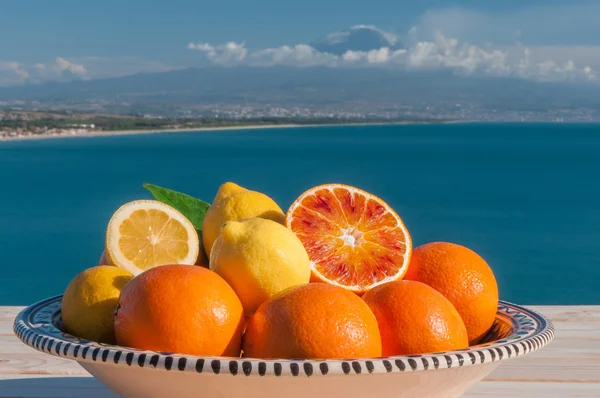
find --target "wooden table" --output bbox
[1,306,599,397]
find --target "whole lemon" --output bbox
[202,182,285,257]
[61,265,134,344]
[210,218,311,315]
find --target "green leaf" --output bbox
[143,183,210,231]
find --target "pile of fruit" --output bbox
[61,182,498,359]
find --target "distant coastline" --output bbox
[0,120,453,143]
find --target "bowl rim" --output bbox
[14,295,554,378]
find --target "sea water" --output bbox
[1,123,599,305]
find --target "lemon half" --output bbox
[105,200,199,275]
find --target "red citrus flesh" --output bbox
[286,184,412,293]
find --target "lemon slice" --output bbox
[105,200,199,275]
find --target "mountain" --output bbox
[1,66,599,114]
[2,24,598,122]
[310,25,402,55]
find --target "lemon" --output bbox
[209,218,311,315]
[105,200,200,276]
[61,265,134,344]
[202,182,285,257]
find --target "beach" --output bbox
[0,124,305,142]
[0,120,456,143]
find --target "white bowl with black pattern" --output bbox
[14,295,554,398]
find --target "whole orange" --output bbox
[243,283,382,359]
[404,242,499,344]
[362,280,468,356]
[114,264,244,357]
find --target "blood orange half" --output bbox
[286,184,412,294]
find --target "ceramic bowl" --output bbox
[14,295,554,398]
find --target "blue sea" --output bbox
[1,123,599,306]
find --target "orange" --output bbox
[242,283,382,359]
[114,264,244,357]
[362,280,468,356]
[286,184,411,294]
[404,242,499,344]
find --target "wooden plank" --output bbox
[0,375,118,398]
[527,306,600,322]
[0,334,86,376]
[0,377,598,398]
[0,352,87,376]
[0,320,17,336]
[488,356,600,382]
[0,307,25,319]
[1,376,599,398]
[465,381,600,397]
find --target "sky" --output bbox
[1,0,600,86]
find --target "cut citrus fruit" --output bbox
[286,184,412,293]
[105,200,200,276]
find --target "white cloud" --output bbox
[188,41,248,65]
[55,57,87,76]
[189,41,340,67]
[356,25,398,46]
[415,3,600,46]
[0,62,29,86]
[320,30,350,46]
[250,44,339,67]
[71,56,180,77]
[526,46,600,70]
[341,47,407,65]
[22,57,89,82]
[341,51,362,62]
[404,32,515,75]
[367,47,390,64]
[0,56,182,86]
[406,3,600,81]
[0,62,29,80]
[319,25,398,46]
[188,31,597,83]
